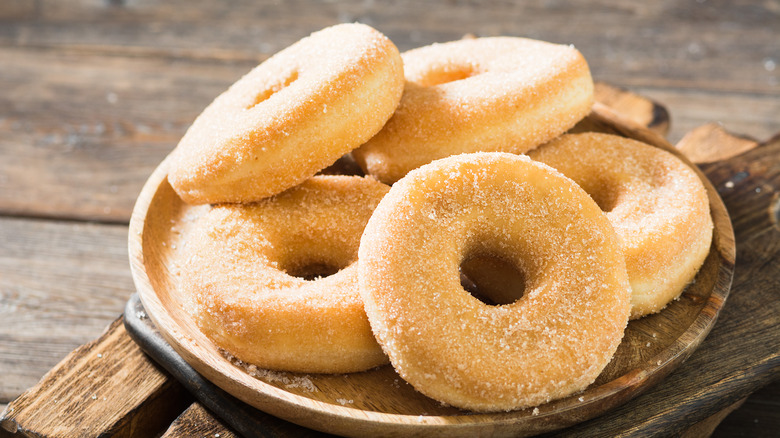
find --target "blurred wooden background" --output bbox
[1,1,778,436]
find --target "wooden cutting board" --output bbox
[2,84,777,437]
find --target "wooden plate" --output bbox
[129,103,735,437]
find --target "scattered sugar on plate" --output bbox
[221,348,317,392]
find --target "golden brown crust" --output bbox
[351,37,594,184]
[168,23,404,204]
[358,153,631,411]
[528,133,713,319]
[182,175,390,373]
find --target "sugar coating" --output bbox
[352,37,594,184]
[528,133,713,318]
[358,152,631,412]
[168,23,404,204]
[182,175,391,373]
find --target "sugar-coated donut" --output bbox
[183,175,390,373]
[528,133,713,319]
[358,152,631,412]
[351,37,594,184]
[169,23,403,204]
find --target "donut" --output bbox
[351,37,594,184]
[168,23,403,204]
[358,152,631,411]
[183,175,390,373]
[528,132,713,319]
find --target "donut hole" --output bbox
[417,64,476,87]
[583,180,621,213]
[283,260,344,281]
[460,253,526,305]
[247,70,299,109]
[277,243,353,281]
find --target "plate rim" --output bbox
[128,102,735,436]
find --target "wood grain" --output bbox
[0,45,250,223]
[1,1,778,222]
[0,319,192,438]
[161,404,238,438]
[1,1,777,97]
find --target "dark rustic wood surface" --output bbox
[0,1,778,436]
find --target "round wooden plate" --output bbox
[129,103,735,438]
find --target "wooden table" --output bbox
[1,1,778,436]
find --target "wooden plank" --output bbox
[0,45,257,223]
[0,318,192,437]
[0,3,777,222]
[0,217,133,401]
[1,0,777,221]
[160,404,238,438]
[1,1,777,97]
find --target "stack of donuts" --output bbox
[172,23,713,412]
